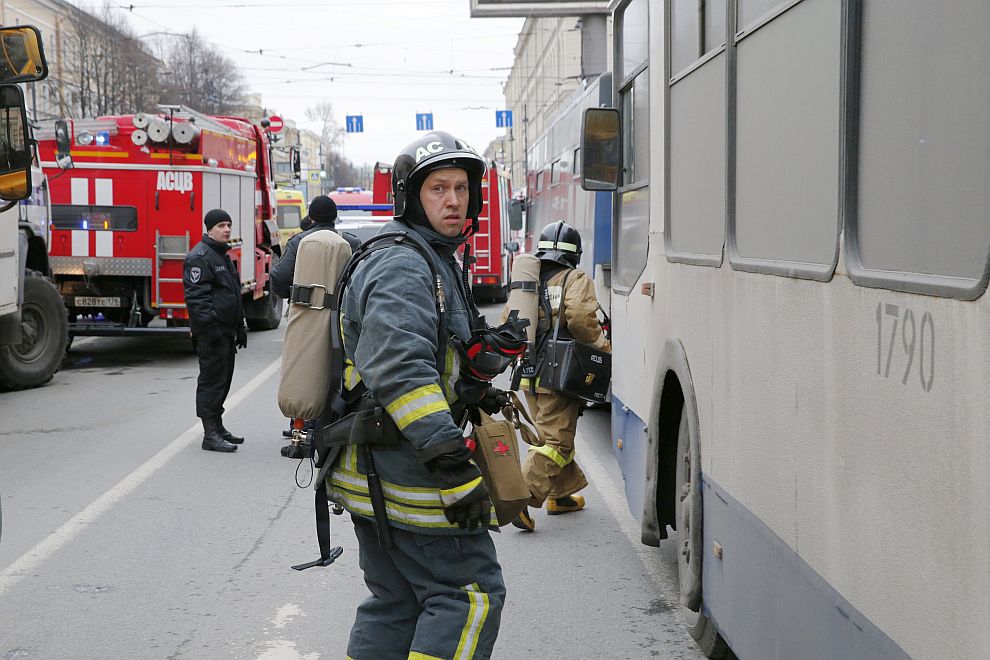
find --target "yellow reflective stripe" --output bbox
[538,240,578,252]
[519,377,542,388]
[386,384,450,430]
[532,444,572,468]
[344,359,362,390]
[444,347,458,403]
[439,476,482,507]
[408,653,445,660]
[331,466,443,507]
[454,583,490,660]
[328,486,458,528]
[345,444,358,471]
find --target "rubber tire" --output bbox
[0,275,68,390]
[492,284,508,304]
[246,290,283,331]
[675,403,730,659]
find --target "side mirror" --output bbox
[0,84,32,201]
[54,119,73,170]
[505,241,520,254]
[508,198,523,231]
[580,107,621,191]
[0,26,48,84]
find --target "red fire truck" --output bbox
[470,163,522,303]
[36,105,284,336]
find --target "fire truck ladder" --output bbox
[156,104,240,137]
[155,230,190,315]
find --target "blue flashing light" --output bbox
[82,219,88,230]
[95,131,111,146]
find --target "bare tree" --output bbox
[61,3,160,117]
[156,29,245,115]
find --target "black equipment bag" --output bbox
[538,271,611,403]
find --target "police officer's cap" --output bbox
[204,208,232,230]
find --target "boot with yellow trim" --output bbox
[511,506,535,532]
[546,494,585,515]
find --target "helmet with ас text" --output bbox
[391,131,487,226]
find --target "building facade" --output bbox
[500,15,611,191]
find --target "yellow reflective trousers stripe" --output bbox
[386,383,450,430]
[454,583,490,660]
[532,443,573,468]
[408,653,445,660]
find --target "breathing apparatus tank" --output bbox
[502,253,541,345]
[277,230,352,421]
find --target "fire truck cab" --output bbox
[37,105,284,336]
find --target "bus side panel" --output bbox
[702,476,911,660]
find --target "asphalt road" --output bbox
[0,303,706,660]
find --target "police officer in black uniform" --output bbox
[270,195,360,300]
[183,208,248,453]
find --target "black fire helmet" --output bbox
[391,131,487,229]
[535,220,582,268]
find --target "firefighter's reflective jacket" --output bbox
[325,219,496,535]
[504,263,610,394]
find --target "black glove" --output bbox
[425,444,492,530]
[235,326,248,349]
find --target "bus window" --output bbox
[614,0,651,293]
[730,0,840,277]
[847,1,990,299]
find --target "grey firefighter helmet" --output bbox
[391,131,487,225]
[535,220,582,268]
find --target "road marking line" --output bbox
[0,357,282,593]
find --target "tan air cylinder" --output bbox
[502,253,541,344]
[277,230,353,421]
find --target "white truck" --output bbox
[0,27,68,390]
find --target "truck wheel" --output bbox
[0,275,68,390]
[246,290,283,331]
[675,403,730,659]
[492,285,508,303]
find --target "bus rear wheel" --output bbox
[674,402,729,659]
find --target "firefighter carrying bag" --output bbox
[540,271,612,404]
[471,406,534,526]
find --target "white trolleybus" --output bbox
[576,1,990,658]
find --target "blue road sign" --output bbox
[346,115,364,133]
[416,113,434,131]
[495,110,513,128]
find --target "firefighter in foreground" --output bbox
[270,194,359,300]
[506,221,610,531]
[325,132,505,659]
[182,209,248,453]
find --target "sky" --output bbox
[68,1,525,167]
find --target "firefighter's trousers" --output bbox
[346,515,505,660]
[194,334,236,420]
[522,391,587,507]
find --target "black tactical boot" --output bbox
[202,417,237,452]
[219,417,244,444]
